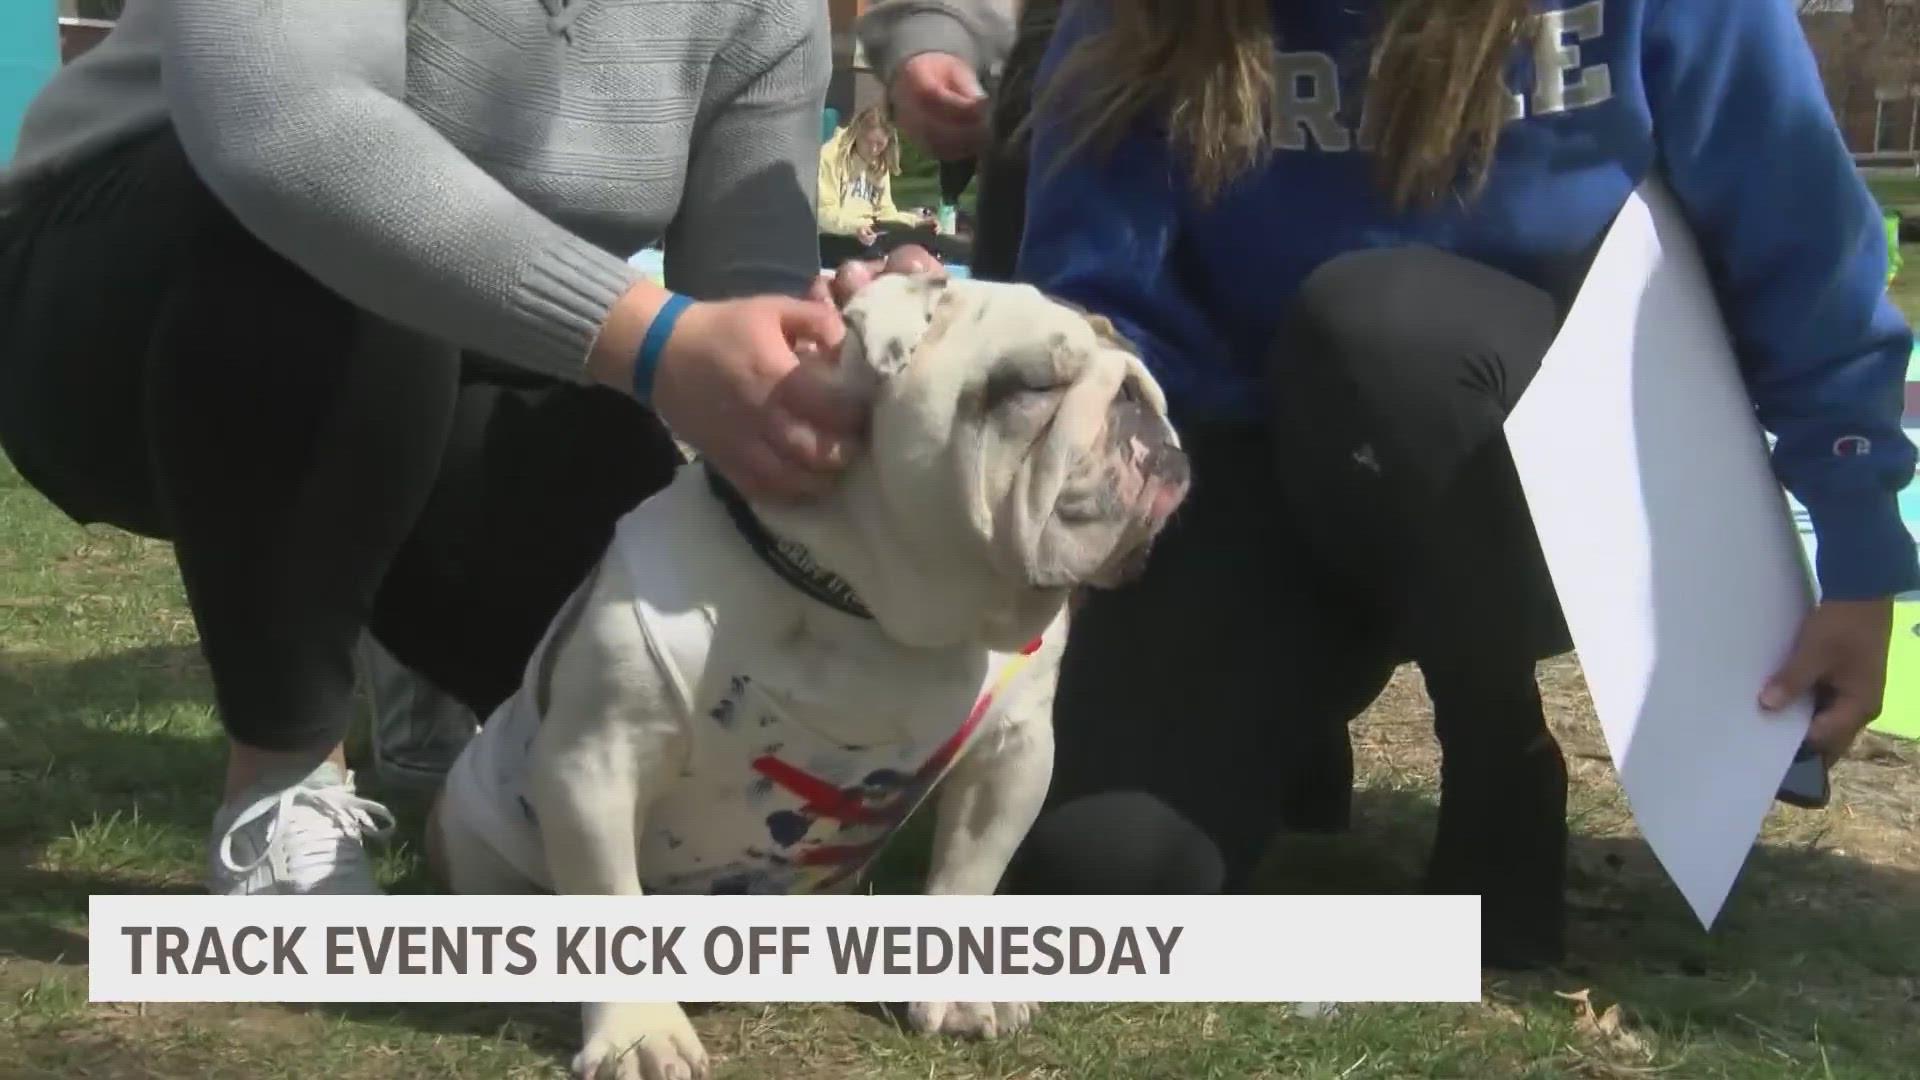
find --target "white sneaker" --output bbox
[208,762,397,895]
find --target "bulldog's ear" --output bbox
[1071,310,1171,426]
[838,273,951,389]
[1081,311,1137,358]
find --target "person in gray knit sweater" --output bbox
[0,0,958,899]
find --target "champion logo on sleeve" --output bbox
[1832,435,1873,457]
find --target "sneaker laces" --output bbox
[217,778,397,886]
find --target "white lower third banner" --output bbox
[89,894,1480,1004]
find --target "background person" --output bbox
[859,0,1040,281]
[0,0,862,897]
[817,106,965,266]
[857,0,1012,162]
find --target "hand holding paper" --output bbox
[1503,180,1814,930]
[1760,597,1895,765]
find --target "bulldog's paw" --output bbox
[572,1002,709,1080]
[906,1000,1035,1039]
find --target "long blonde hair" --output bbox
[837,106,903,187]
[1037,0,1532,207]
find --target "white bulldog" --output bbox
[425,273,1190,1080]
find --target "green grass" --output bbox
[3,183,1920,1077]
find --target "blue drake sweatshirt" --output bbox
[1018,0,1920,600]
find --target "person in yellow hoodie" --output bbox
[818,106,967,266]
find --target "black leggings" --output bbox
[818,223,969,268]
[1002,247,1574,968]
[0,130,684,753]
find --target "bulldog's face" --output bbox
[836,274,1189,607]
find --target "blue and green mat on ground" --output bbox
[1867,344,1920,737]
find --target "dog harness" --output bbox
[443,471,1046,895]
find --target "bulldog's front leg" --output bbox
[530,645,705,1080]
[909,671,1058,1040]
[530,730,705,1080]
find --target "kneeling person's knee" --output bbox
[1003,791,1226,894]
[1280,246,1559,416]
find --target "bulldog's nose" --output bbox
[1107,397,1190,532]
[1139,448,1190,531]
[1145,471,1189,528]
[1146,439,1190,496]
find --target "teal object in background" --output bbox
[822,107,840,144]
[0,0,59,163]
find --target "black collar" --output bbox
[703,463,874,620]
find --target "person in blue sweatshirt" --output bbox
[992,0,1920,967]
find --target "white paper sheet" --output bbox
[1503,180,1815,929]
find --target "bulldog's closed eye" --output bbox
[1052,485,1104,524]
[979,366,1065,414]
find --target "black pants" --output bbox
[1003,247,1574,968]
[937,159,976,206]
[817,223,969,268]
[968,152,1026,283]
[0,130,684,753]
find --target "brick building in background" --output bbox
[828,0,888,123]
[56,0,113,62]
[1803,0,1920,157]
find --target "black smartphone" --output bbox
[1774,681,1835,810]
[1775,741,1831,810]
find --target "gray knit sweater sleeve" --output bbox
[161,0,639,382]
[855,0,1018,85]
[665,5,832,302]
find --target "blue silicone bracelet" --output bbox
[633,292,693,403]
